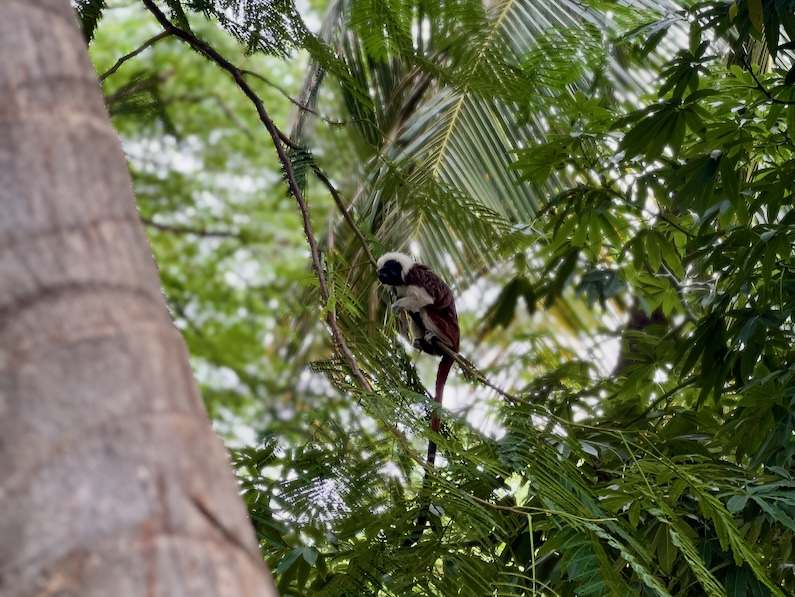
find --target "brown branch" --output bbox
[140,0,370,392]
[631,376,697,426]
[99,31,172,82]
[262,95,377,271]
[432,340,636,435]
[138,2,432,468]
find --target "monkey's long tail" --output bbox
[405,353,454,546]
[425,353,453,466]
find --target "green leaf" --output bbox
[276,546,305,575]
[788,104,795,146]
[645,232,662,273]
[674,154,720,213]
[747,0,764,34]
[657,234,684,279]
[752,496,795,532]
[651,523,677,574]
[572,212,590,248]
[719,153,741,210]
[619,104,680,161]
[483,277,531,328]
[726,495,748,513]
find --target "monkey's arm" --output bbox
[391,285,434,313]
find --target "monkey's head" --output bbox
[377,252,415,286]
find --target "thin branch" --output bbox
[313,168,379,270]
[240,69,349,126]
[104,73,168,105]
[141,217,241,239]
[431,339,638,435]
[140,0,370,392]
[379,411,434,473]
[599,176,696,240]
[630,375,697,425]
[653,264,699,324]
[738,54,795,105]
[99,31,172,82]
[432,341,534,407]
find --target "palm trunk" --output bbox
[0,1,277,595]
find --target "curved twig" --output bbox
[99,31,172,82]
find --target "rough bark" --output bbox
[0,1,278,595]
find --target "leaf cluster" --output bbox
[84,0,795,595]
[264,0,795,594]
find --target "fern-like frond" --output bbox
[185,0,309,57]
[104,71,177,134]
[73,0,108,43]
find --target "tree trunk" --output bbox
[0,1,278,595]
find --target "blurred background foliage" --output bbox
[80,0,793,594]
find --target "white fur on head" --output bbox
[377,252,416,278]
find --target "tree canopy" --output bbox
[80,0,794,595]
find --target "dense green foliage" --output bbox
[84,0,794,595]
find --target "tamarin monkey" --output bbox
[377,252,460,541]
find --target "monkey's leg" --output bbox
[407,312,436,354]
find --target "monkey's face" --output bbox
[378,259,404,286]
